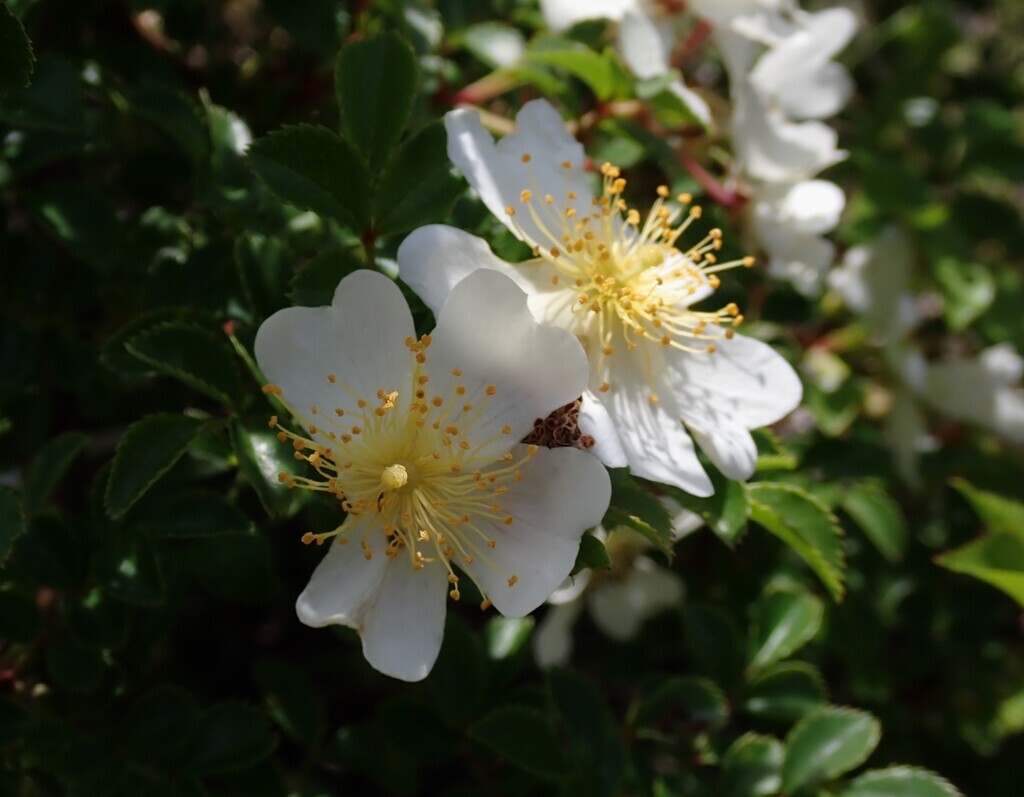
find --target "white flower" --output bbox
[254,268,611,681]
[533,503,702,667]
[398,100,802,496]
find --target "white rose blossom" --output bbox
[828,227,1024,484]
[397,100,802,497]
[255,268,611,681]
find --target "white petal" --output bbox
[775,63,854,120]
[663,330,803,431]
[426,269,590,451]
[532,600,585,668]
[464,446,611,617]
[886,388,927,489]
[539,0,637,31]
[667,80,713,127]
[547,570,593,605]
[445,101,596,250]
[924,351,1024,443]
[360,556,449,682]
[618,11,671,80]
[589,557,683,641]
[599,348,713,496]
[761,180,846,235]
[732,82,845,182]
[295,518,389,629]
[756,215,836,297]
[687,422,759,481]
[396,225,523,316]
[578,392,629,468]
[255,269,415,427]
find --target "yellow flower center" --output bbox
[505,158,755,403]
[263,334,538,607]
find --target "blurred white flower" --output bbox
[828,227,1024,484]
[533,504,703,668]
[255,268,610,681]
[400,100,802,496]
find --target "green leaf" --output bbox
[374,121,464,236]
[484,616,535,661]
[605,469,674,557]
[121,686,201,763]
[842,766,963,797]
[105,414,204,518]
[842,482,907,563]
[100,308,189,378]
[184,702,277,776]
[248,124,370,229]
[571,531,611,575]
[335,32,418,171]
[741,662,827,721]
[748,588,824,671]
[0,1,33,91]
[782,706,881,792]
[229,417,308,517]
[526,42,629,101]
[936,530,1024,607]
[97,530,165,606]
[24,430,88,512]
[13,515,83,588]
[934,256,994,331]
[235,233,293,318]
[139,490,251,538]
[0,488,26,565]
[683,603,743,687]
[129,87,210,164]
[288,247,365,307]
[29,182,118,268]
[470,706,566,780]
[667,472,748,545]
[747,482,846,601]
[126,322,243,407]
[549,669,624,794]
[951,478,1024,535]
[186,531,278,605]
[720,733,784,797]
[254,660,324,747]
[633,676,729,730]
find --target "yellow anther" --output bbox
[602,346,614,356]
[508,575,519,587]
[502,424,512,435]
[505,205,516,216]
[262,384,282,395]
[657,184,669,197]
[520,189,533,203]
[521,153,532,163]
[486,385,497,396]
[743,256,756,267]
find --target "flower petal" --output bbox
[588,557,683,641]
[295,518,389,630]
[445,100,595,249]
[464,446,611,617]
[426,269,590,449]
[924,348,1024,443]
[578,392,629,468]
[255,269,416,426]
[617,10,671,80]
[598,348,714,496]
[360,555,449,682]
[532,600,585,668]
[538,0,637,31]
[686,422,759,481]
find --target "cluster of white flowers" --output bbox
[539,0,856,296]
[254,25,810,680]
[828,227,1024,486]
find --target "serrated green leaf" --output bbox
[0,488,26,564]
[606,469,673,556]
[747,482,845,601]
[741,661,827,721]
[951,478,1024,535]
[184,702,277,776]
[29,182,118,267]
[97,530,165,606]
[105,414,204,518]
[571,531,611,575]
[100,308,189,377]
[374,121,464,236]
[254,660,325,747]
[667,472,748,545]
[842,766,963,797]
[335,32,418,171]
[633,676,729,730]
[129,87,209,164]
[469,706,566,780]
[0,2,33,91]
[842,482,907,563]
[683,603,744,687]
[782,706,881,792]
[934,256,994,331]
[936,531,1024,607]
[720,733,784,797]
[288,247,365,307]
[126,322,243,407]
[248,124,369,228]
[24,430,88,512]
[748,588,824,671]
[138,490,251,538]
